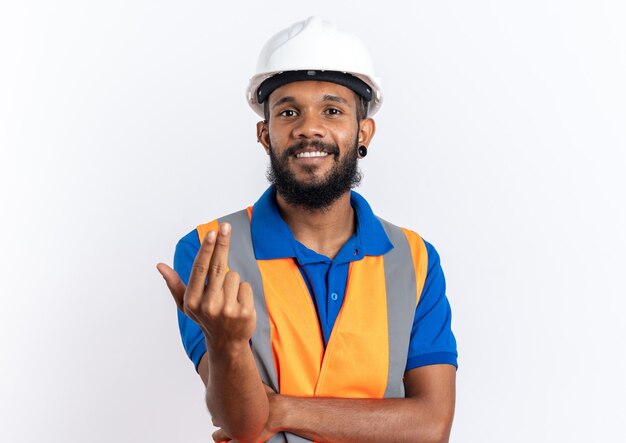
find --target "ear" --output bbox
[357,118,376,148]
[256,120,270,154]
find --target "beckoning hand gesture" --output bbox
[157,223,256,353]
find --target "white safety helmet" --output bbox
[246,16,383,118]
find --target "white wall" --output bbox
[1,1,625,441]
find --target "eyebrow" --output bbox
[271,94,350,109]
[322,94,349,105]
[271,96,296,109]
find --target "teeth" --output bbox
[296,151,329,158]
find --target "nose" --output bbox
[292,112,327,139]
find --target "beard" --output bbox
[266,137,362,211]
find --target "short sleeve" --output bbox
[405,240,458,371]
[173,229,207,372]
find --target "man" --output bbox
[158,16,458,443]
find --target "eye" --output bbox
[278,109,297,117]
[324,107,342,116]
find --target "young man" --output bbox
[158,16,458,443]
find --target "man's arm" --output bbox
[197,352,209,385]
[158,223,268,443]
[211,364,455,443]
[274,364,454,443]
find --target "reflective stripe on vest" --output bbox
[197,208,428,443]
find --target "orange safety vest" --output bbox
[197,207,428,442]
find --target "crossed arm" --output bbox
[199,352,456,443]
[158,222,456,443]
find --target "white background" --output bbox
[1,1,625,442]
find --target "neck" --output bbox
[275,191,355,260]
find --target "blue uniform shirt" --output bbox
[174,186,458,372]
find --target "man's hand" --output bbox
[158,223,268,441]
[157,222,257,354]
[212,384,279,443]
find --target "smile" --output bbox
[295,151,329,158]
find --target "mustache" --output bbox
[283,140,340,158]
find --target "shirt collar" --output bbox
[251,186,393,260]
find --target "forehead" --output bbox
[267,80,357,106]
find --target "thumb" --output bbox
[156,263,186,311]
[211,427,230,442]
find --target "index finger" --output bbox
[206,222,232,295]
[186,229,217,306]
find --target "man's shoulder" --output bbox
[352,192,428,246]
[374,215,425,246]
[177,228,201,246]
[373,215,441,265]
[177,208,253,250]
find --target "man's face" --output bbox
[258,81,374,210]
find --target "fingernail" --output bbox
[207,230,217,242]
[220,223,231,235]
